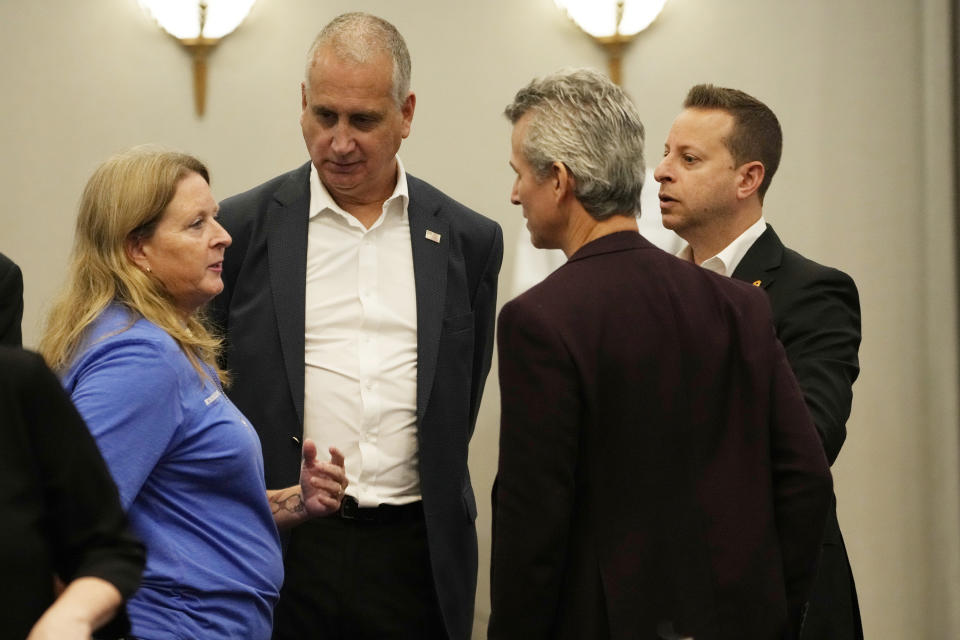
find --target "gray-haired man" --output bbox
[490,69,831,639]
[211,12,503,640]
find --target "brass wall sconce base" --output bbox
[179,38,220,117]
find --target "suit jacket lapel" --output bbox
[407,176,449,423]
[267,163,311,426]
[731,224,785,291]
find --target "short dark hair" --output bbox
[684,84,782,202]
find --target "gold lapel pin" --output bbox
[752,280,762,287]
[425,230,441,243]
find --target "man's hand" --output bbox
[299,439,348,518]
[268,440,347,529]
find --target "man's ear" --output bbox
[736,161,765,200]
[125,235,150,272]
[400,92,416,139]
[551,161,574,202]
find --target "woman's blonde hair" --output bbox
[39,145,227,384]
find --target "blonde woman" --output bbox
[40,147,347,640]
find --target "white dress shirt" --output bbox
[676,217,767,276]
[303,160,420,507]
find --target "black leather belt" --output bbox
[337,495,423,524]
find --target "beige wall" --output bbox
[1,0,958,637]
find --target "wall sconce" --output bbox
[138,0,257,116]
[554,0,668,85]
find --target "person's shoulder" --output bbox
[506,254,592,316]
[407,174,501,234]
[636,240,756,297]
[0,346,50,388]
[74,306,182,370]
[0,252,21,282]
[0,251,17,271]
[779,243,858,292]
[499,283,556,333]
[681,261,774,319]
[528,233,664,295]
[219,163,311,215]
[0,348,73,439]
[64,310,202,406]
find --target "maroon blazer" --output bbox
[490,231,831,640]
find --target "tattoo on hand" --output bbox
[270,492,305,515]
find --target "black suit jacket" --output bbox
[209,162,503,640]
[490,231,832,640]
[0,252,23,346]
[732,225,862,639]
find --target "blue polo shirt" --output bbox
[63,304,283,640]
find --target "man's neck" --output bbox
[686,209,762,266]
[324,162,399,229]
[340,200,388,230]
[562,211,638,257]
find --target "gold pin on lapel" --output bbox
[425,230,441,243]
[752,280,762,287]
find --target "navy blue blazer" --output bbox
[209,162,503,640]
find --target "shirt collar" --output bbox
[308,157,410,225]
[676,216,767,276]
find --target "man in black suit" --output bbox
[0,252,23,346]
[210,12,502,640]
[655,84,862,639]
[490,69,831,640]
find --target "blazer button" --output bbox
[291,436,301,446]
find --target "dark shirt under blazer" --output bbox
[490,231,832,640]
[209,162,503,640]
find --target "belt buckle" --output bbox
[339,495,360,519]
